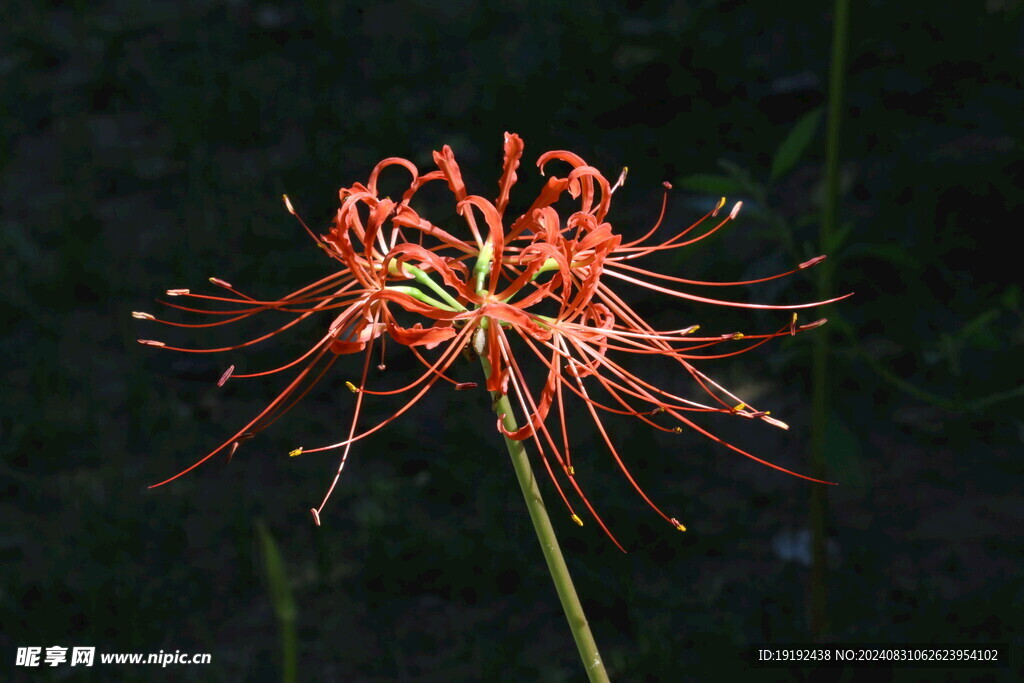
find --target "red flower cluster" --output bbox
[138,133,846,548]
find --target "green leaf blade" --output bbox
[770,107,824,180]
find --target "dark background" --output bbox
[3,0,1022,681]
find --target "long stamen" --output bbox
[298,322,477,454]
[148,343,338,488]
[602,268,853,311]
[561,337,682,529]
[309,310,380,525]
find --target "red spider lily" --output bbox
[137,133,848,548]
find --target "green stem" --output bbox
[811,0,850,639]
[478,349,610,682]
[385,285,459,312]
[281,620,297,683]
[403,265,468,311]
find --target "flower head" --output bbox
[138,133,847,547]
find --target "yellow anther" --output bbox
[791,312,798,324]
[672,519,687,532]
[734,403,746,411]
[731,332,744,340]
[567,465,576,475]
[673,426,683,434]
[571,514,583,527]
[716,197,726,212]
[345,381,359,393]
[288,447,303,457]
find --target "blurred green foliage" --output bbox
[257,520,297,683]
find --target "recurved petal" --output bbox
[566,165,612,220]
[508,178,571,240]
[458,196,506,287]
[432,145,468,201]
[329,320,386,355]
[536,149,587,174]
[496,132,524,216]
[536,150,592,207]
[329,339,369,354]
[498,365,558,441]
[391,205,477,254]
[479,302,552,341]
[386,321,458,349]
[371,288,466,320]
[366,157,419,196]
